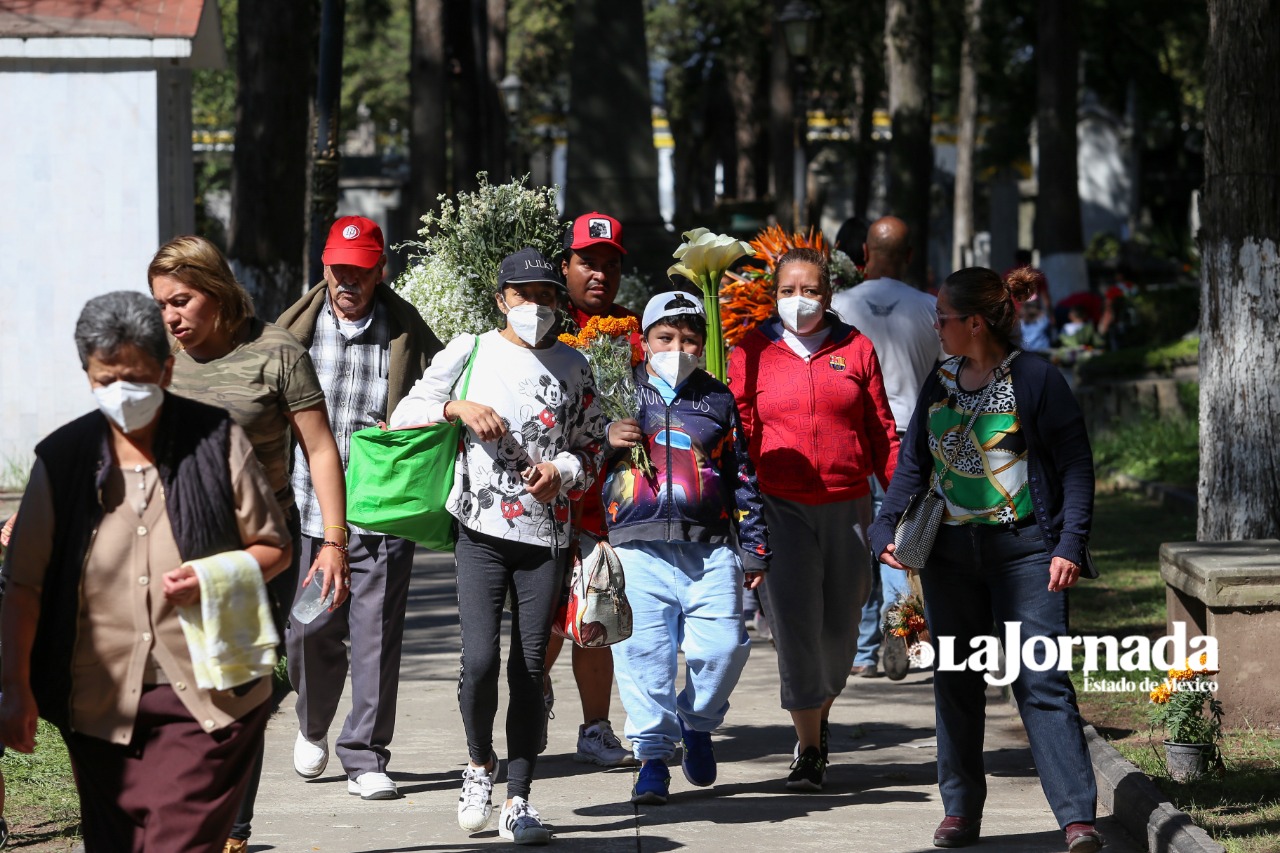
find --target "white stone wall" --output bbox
[0,69,159,475]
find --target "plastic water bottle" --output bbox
[291,579,335,624]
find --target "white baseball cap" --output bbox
[642,291,705,333]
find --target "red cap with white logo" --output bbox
[564,211,626,255]
[323,215,385,268]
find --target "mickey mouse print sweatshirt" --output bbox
[390,330,606,548]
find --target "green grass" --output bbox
[1078,335,1199,381]
[1093,415,1199,490]
[1072,490,1280,852]
[2,720,81,850]
[0,453,31,492]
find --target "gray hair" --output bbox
[74,290,170,369]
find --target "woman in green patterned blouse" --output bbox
[872,266,1103,853]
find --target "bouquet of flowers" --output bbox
[559,315,652,475]
[1149,653,1223,746]
[720,224,858,347]
[396,172,564,341]
[883,593,930,665]
[667,228,753,381]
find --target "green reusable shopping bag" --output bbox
[346,336,478,551]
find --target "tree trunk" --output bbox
[769,4,794,229]
[885,0,932,287]
[725,60,759,201]
[1197,0,1280,540]
[228,1,316,318]
[851,57,879,223]
[410,0,448,222]
[1035,0,1087,296]
[952,0,982,274]
[448,0,483,193]
[486,0,509,179]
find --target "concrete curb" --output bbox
[1085,725,1225,853]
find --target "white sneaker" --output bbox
[499,796,551,845]
[457,752,499,832]
[293,732,328,779]
[574,719,636,767]
[347,771,400,800]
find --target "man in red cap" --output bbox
[541,212,641,767]
[278,216,441,800]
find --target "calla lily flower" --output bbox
[667,228,752,381]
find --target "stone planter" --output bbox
[1163,740,1216,782]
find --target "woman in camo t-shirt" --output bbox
[148,235,348,853]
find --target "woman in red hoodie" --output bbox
[728,247,899,791]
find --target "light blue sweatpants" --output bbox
[611,541,752,762]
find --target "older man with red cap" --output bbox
[278,216,441,800]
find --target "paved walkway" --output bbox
[247,550,1142,852]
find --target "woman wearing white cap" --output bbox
[391,247,606,845]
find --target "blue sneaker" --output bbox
[631,759,670,805]
[679,718,717,787]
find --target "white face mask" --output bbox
[777,295,825,334]
[93,381,164,433]
[504,302,557,346]
[648,350,699,388]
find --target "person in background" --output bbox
[278,216,441,801]
[604,292,769,805]
[391,247,606,844]
[1019,299,1054,353]
[831,216,940,680]
[871,266,1102,853]
[0,291,290,851]
[728,248,898,792]
[1058,305,1105,351]
[147,234,348,853]
[539,211,640,768]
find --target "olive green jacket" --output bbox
[277,282,442,417]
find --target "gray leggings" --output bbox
[760,494,873,710]
[454,524,564,801]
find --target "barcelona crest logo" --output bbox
[829,356,846,371]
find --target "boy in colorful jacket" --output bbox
[603,291,770,805]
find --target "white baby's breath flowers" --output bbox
[394,173,564,340]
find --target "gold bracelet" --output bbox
[324,525,349,539]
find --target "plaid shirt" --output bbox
[292,296,390,537]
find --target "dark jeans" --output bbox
[922,522,1097,829]
[454,524,564,801]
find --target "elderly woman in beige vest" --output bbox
[0,291,290,852]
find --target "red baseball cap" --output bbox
[564,211,626,255]
[323,215,385,268]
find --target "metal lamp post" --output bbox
[777,0,820,230]
[499,73,523,179]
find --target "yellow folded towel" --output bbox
[177,550,280,691]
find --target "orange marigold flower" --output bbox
[1149,682,1173,704]
[558,333,581,346]
[1189,653,1219,676]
